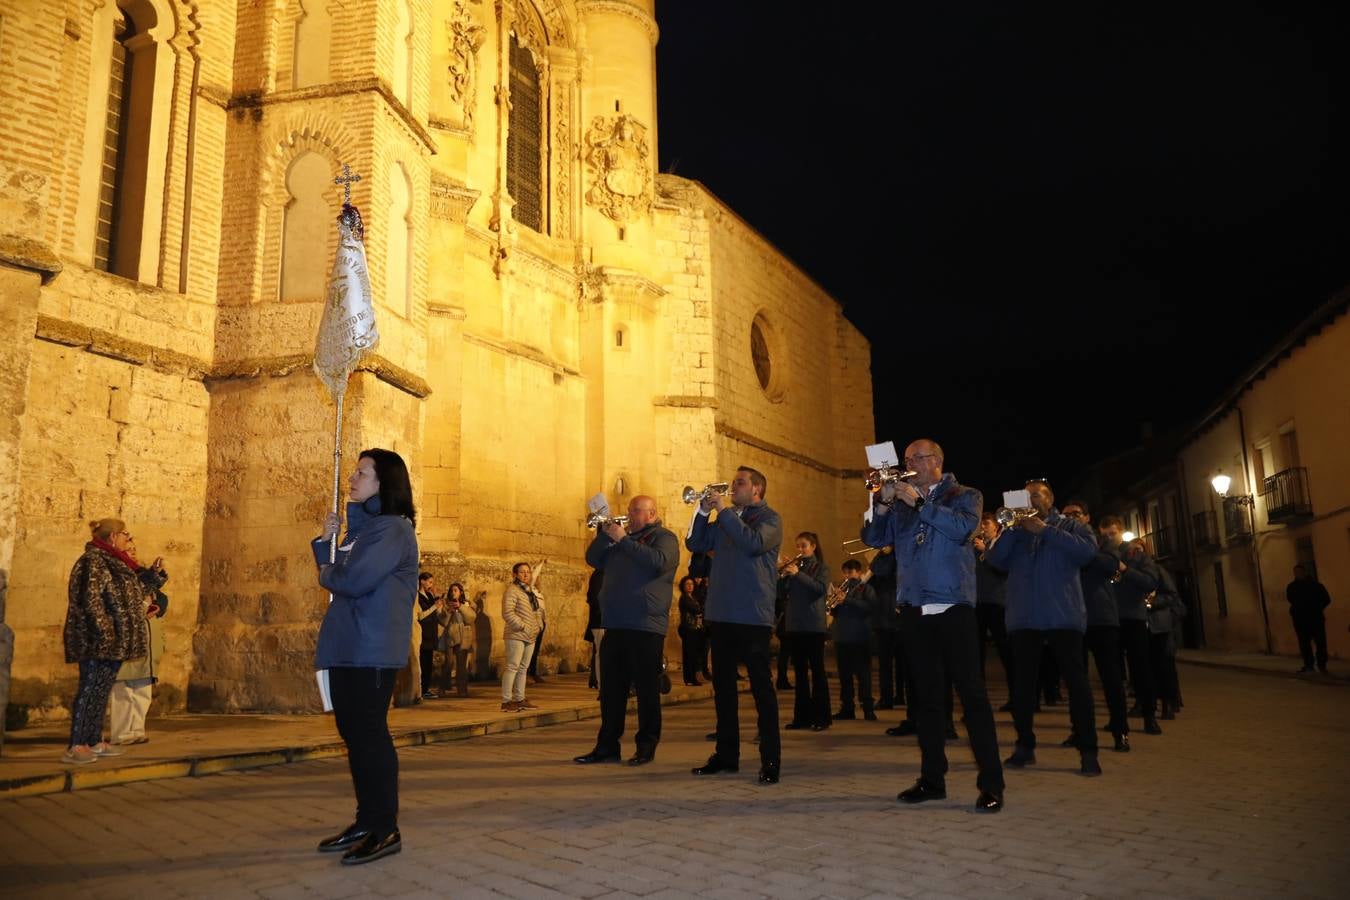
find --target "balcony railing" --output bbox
[1223,495,1252,540]
[1262,467,1312,524]
[1191,510,1220,552]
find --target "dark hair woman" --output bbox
[437,582,476,698]
[312,449,419,865]
[62,517,149,765]
[677,576,706,686]
[781,531,832,731]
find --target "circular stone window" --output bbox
[750,313,785,401]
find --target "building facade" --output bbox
[0,0,874,720]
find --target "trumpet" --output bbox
[864,466,918,493]
[825,580,849,613]
[994,506,1039,528]
[777,554,810,575]
[682,482,730,505]
[585,512,629,529]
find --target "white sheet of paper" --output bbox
[1003,489,1031,509]
[586,492,610,516]
[315,669,333,713]
[865,441,899,469]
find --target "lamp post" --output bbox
[1211,471,1273,653]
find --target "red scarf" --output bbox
[91,538,141,573]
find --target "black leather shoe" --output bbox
[573,749,621,764]
[1143,719,1163,735]
[811,722,831,732]
[1161,703,1176,721]
[997,702,1013,712]
[864,710,878,721]
[705,732,718,741]
[1061,734,1078,748]
[1004,747,1036,768]
[784,721,809,730]
[886,720,917,736]
[776,681,793,691]
[834,709,856,720]
[758,762,780,784]
[628,751,655,766]
[341,830,402,865]
[1113,735,1131,753]
[1080,756,1103,777]
[945,724,959,740]
[318,823,371,853]
[975,790,1004,813]
[897,780,947,803]
[692,756,738,775]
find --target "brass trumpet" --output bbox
[995,506,1039,528]
[864,466,918,493]
[585,512,629,529]
[682,482,730,505]
[777,554,810,575]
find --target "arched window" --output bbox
[393,0,414,107]
[279,152,331,301]
[507,33,544,232]
[292,0,331,89]
[93,9,133,272]
[387,164,413,317]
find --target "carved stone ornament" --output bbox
[446,0,486,128]
[584,114,652,224]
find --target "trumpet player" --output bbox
[830,558,877,721]
[574,496,679,767]
[985,481,1102,776]
[859,439,1004,813]
[781,533,832,732]
[686,467,784,785]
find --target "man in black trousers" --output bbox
[574,495,679,766]
[687,467,784,784]
[860,439,1004,812]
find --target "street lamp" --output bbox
[1211,472,1253,506]
[1208,470,1272,653]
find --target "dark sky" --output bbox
[654,3,1348,502]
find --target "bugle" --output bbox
[585,512,629,529]
[864,466,918,493]
[682,482,730,505]
[994,506,1039,528]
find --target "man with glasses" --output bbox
[860,439,1004,813]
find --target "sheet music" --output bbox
[1003,489,1031,509]
[865,441,899,469]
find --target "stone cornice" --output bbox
[34,315,431,398]
[575,1,660,44]
[462,332,580,377]
[0,234,63,285]
[427,303,468,320]
[716,422,862,480]
[653,395,717,409]
[430,178,481,223]
[228,79,438,155]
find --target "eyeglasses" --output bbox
[903,453,937,466]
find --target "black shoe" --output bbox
[811,722,831,732]
[997,702,1013,713]
[1100,723,1114,732]
[784,722,810,730]
[1143,719,1163,735]
[1161,703,1176,721]
[864,710,878,721]
[1061,734,1078,748]
[834,709,857,720]
[776,681,792,691]
[886,720,917,737]
[341,830,402,865]
[758,762,781,784]
[318,823,371,853]
[1113,735,1131,753]
[628,752,655,767]
[705,732,718,741]
[1297,665,1314,674]
[692,756,739,775]
[897,780,947,804]
[876,702,895,711]
[573,749,621,764]
[1004,747,1036,768]
[1080,756,1103,777]
[945,724,959,740]
[975,790,1004,813]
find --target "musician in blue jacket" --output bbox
[986,481,1102,776]
[860,439,1004,813]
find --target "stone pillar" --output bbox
[0,235,62,754]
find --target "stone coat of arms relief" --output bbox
[584,114,652,224]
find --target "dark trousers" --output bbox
[903,605,1004,793]
[1009,629,1098,755]
[1084,625,1128,737]
[528,625,544,676]
[1149,631,1180,708]
[418,645,436,694]
[775,632,791,686]
[679,627,706,682]
[68,658,120,747]
[595,628,664,756]
[788,632,831,727]
[441,647,470,696]
[330,666,399,835]
[708,621,780,766]
[875,628,904,705]
[1293,615,1329,669]
[1039,644,1062,702]
[975,603,1012,693]
[836,642,873,714]
[1120,619,1156,717]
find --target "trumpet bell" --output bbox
[864,467,919,492]
[995,507,1038,528]
[681,485,699,505]
[682,482,730,505]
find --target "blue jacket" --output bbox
[859,472,981,609]
[584,520,679,635]
[312,498,420,669]
[830,579,876,645]
[686,501,782,628]
[783,558,830,634]
[986,509,1097,633]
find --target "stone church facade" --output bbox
[0,0,874,718]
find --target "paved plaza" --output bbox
[2,665,1347,899]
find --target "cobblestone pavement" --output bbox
[2,666,1347,899]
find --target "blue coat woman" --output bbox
[311,449,419,866]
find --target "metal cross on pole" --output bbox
[334,164,362,205]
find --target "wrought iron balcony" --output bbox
[1191,510,1220,551]
[1148,526,1179,561]
[1223,495,1253,540]
[1261,467,1313,524]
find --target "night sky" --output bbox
[654,3,1348,503]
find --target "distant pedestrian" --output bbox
[1287,565,1332,673]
